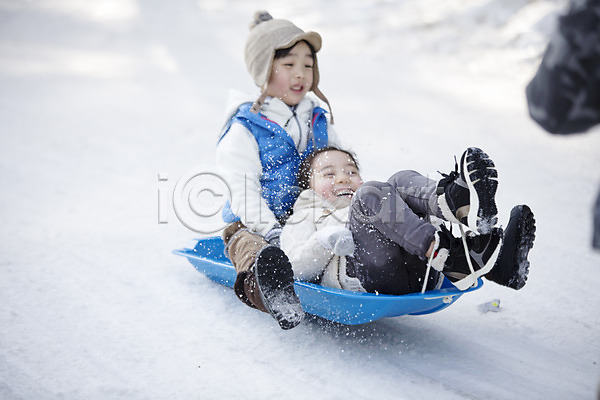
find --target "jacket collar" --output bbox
[294,189,351,211]
[261,96,316,128]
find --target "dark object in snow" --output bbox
[526,0,600,249]
[526,0,600,135]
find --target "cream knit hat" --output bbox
[244,11,333,122]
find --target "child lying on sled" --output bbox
[280,147,536,295]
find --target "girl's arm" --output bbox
[216,123,279,236]
[280,209,336,282]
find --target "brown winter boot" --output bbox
[223,222,304,329]
[222,221,268,311]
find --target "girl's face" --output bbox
[310,150,363,202]
[267,41,314,106]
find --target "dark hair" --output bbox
[297,147,360,190]
[274,39,316,60]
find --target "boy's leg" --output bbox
[223,222,304,329]
[223,221,268,311]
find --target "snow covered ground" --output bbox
[1,0,599,399]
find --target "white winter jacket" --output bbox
[216,90,340,236]
[280,190,366,292]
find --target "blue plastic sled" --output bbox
[174,237,483,325]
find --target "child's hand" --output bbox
[265,224,282,247]
[317,226,355,256]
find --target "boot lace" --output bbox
[436,156,459,195]
[423,223,476,293]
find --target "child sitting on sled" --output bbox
[216,11,341,329]
[280,147,536,295]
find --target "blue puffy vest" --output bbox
[219,103,329,223]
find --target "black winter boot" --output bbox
[437,147,499,234]
[431,224,503,290]
[485,205,536,290]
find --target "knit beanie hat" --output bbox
[244,11,333,122]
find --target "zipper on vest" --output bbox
[284,105,307,152]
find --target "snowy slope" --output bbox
[1,1,599,399]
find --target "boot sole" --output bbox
[254,246,304,330]
[462,147,498,234]
[486,205,536,290]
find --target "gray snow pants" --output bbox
[346,170,446,295]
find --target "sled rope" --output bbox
[423,224,476,293]
[459,225,477,278]
[422,246,436,294]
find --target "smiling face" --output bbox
[266,41,314,106]
[310,150,363,202]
